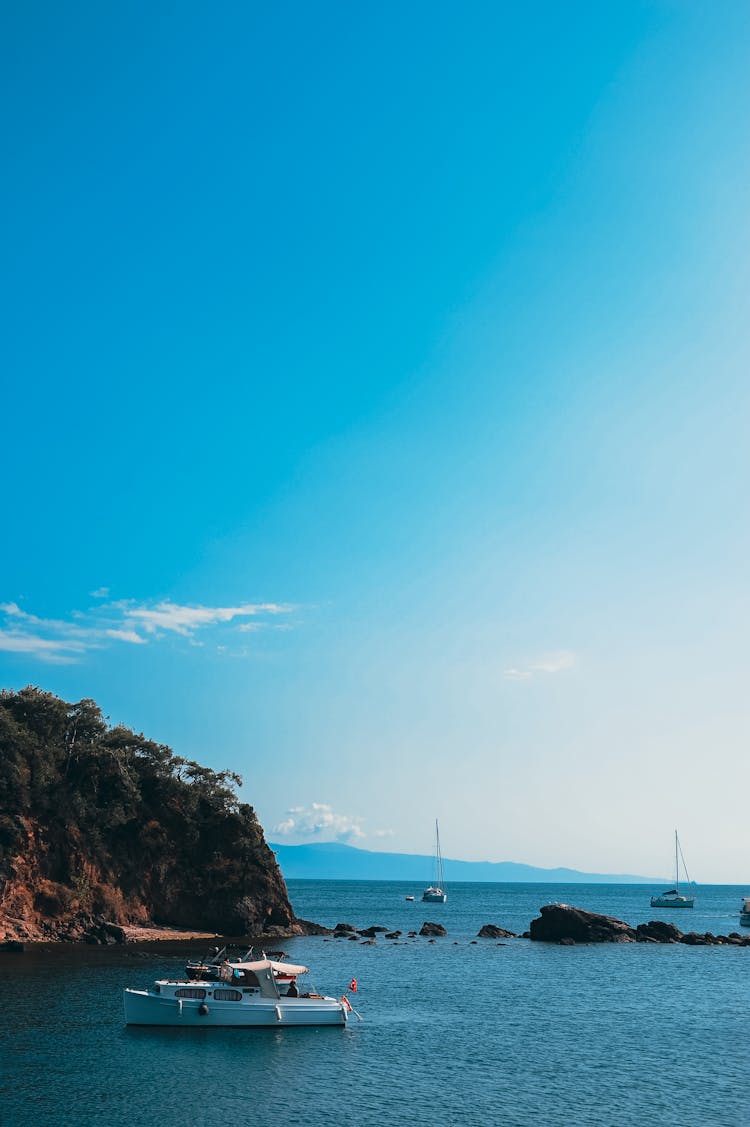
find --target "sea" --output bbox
[0,880,747,1127]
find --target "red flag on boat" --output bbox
[349,978,358,993]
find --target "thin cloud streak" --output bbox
[117,600,293,636]
[0,597,296,662]
[504,651,576,681]
[0,629,84,663]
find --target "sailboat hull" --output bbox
[422,890,447,903]
[649,896,694,908]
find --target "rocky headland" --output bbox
[0,688,307,945]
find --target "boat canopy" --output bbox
[232,959,309,976]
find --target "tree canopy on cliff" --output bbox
[0,687,292,936]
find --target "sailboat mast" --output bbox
[435,819,443,888]
[674,829,679,893]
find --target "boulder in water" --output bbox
[529,903,636,944]
[419,921,447,937]
[636,921,682,943]
[477,924,516,939]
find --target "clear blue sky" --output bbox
[2,2,749,880]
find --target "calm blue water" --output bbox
[0,881,747,1126]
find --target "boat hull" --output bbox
[740,914,750,928]
[422,891,447,903]
[649,897,694,908]
[123,990,347,1027]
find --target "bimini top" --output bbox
[231,959,309,976]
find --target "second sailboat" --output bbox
[422,819,447,903]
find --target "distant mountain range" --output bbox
[270,841,655,884]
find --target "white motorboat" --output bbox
[650,831,695,908]
[422,819,447,903]
[124,958,350,1027]
[739,898,750,927]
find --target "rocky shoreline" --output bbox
[3,902,749,953]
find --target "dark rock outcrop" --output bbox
[296,919,333,936]
[359,926,388,938]
[477,924,516,939]
[334,923,357,933]
[419,921,447,937]
[636,921,682,943]
[529,903,636,944]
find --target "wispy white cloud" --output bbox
[504,651,576,681]
[117,600,292,637]
[0,630,84,663]
[105,628,147,645]
[273,802,365,842]
[0,597,295,662]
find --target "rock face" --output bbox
[0,688,301,943]
[477,924,516,939]
[419,921,447,937]
[529,904,636,944]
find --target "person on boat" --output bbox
[286,980,299,997]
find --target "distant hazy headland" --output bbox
[271,841,655,883]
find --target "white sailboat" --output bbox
[422,819,447,903]
[650,831,695,908]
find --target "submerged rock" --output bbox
[477,924,516,939]
[529,903,636,944]
[419,921,447,937]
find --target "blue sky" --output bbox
[2,2,749,880]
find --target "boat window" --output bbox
[175,987,206,999]
[213,989,243,1002]
[235,971,260,986]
